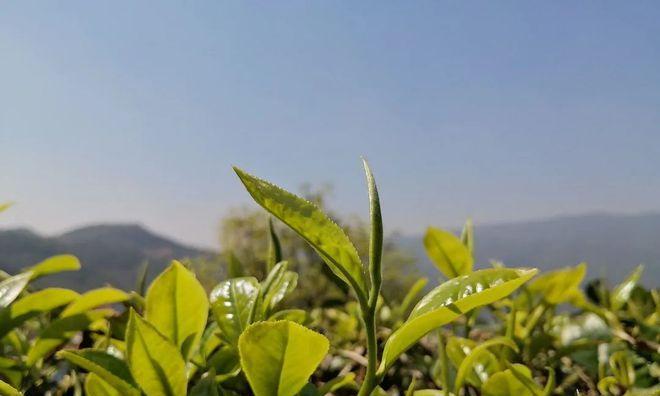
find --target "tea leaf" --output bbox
[0,379,21,396]
[84,374,121,396]
[126,310,187,396]
[0,273,31,308]
[145,261,209,359]
[238,320,329,396]
[210,277,260,346]
[378,268,537,373]
[528,263,586,305]
[61,287,130,317]
[424,227,473,279]
[27,255,80,280]
[234,167,368,299]
[611,264,644,311]
[57,349,140,396]
[0,288,79,338]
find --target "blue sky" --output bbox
[1,1,659,248]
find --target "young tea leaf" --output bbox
[126,310,187,396]
[57,349,140,396]
[528,263,587,305]
[84,374,121,396]
[210,277,260,346]
[378,268,537,374]
[26,255,80,280]
[238,320,329,396]
[145,260,209,359]
[0,272,31,308]
[233,167,368,299]
[424,227,473,279]
[611,264,644,311]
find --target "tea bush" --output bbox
[0,163,657,396]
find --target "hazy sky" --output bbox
[2,2,659,248]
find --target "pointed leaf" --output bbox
[27,309,113,365]
[238,320,329,396]
[210,277,259,346]
[234,167,367,298]
[85,373,121,396]
[126,310,187,396]
[378,268,537,373]
[454,337,518,394]
[145,261,209,359]
[0,273,31,308]
[482,364,539,396]
[528,263,586,305]
[0,379,21,396]
[267,217,282,271]
[0,288,80,338]
[27,255,80,280]
[61,287,130,317]
[57,349,140,395]
[611,264,644,311]
[460,219,474,255]
[424,227,473,278]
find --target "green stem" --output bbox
[358,303,379,396]
[438,331,451,396]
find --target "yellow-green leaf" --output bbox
[126,310,187,396]
[424,227,473,279]
[234,167,368,299]
[528,263,587,305]
[482,364,540,396]
[26,255,80,280]
[57,349,140,396]
[85,373,121,396]
[0,273,31,308]
[0,379,21,396]
[454,337,518,394]
[210,277,259,346]
[0,288,79,338]
[611,264,644,311]
[238,320,329,396]
[378,268,537,374]
[145,261,209,359]
[61,287,130,317]
[27,309,113,366]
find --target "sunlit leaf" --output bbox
[0,379,21,396]
[0,288,79,338]
[453,337,518,394]
[238,320,329,396]
[27,309,113,366]
[27,255,80,280]
[126,310,187,396]
[234,167,368,299]
[0,273,31,308]
[145,261,209,359]
[61,287,130,317]
[267,217,282,271]
[378,268,537,373]
[424,227,473,279]
[85,373,121,396]
[317,373,357,395]
[481,364,540,396]
[611,264,644,311]
[210,277,259,346]
[528,263,587,305]
[57,349,140,396]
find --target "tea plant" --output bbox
[0,161,658,396]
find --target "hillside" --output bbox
[1,213,658,292]
[0,224,209,291]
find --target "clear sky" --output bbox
[1,1,659,248]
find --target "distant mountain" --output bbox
[1,213,658,292]
[0,224,209,291]
[399,212,660,287]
